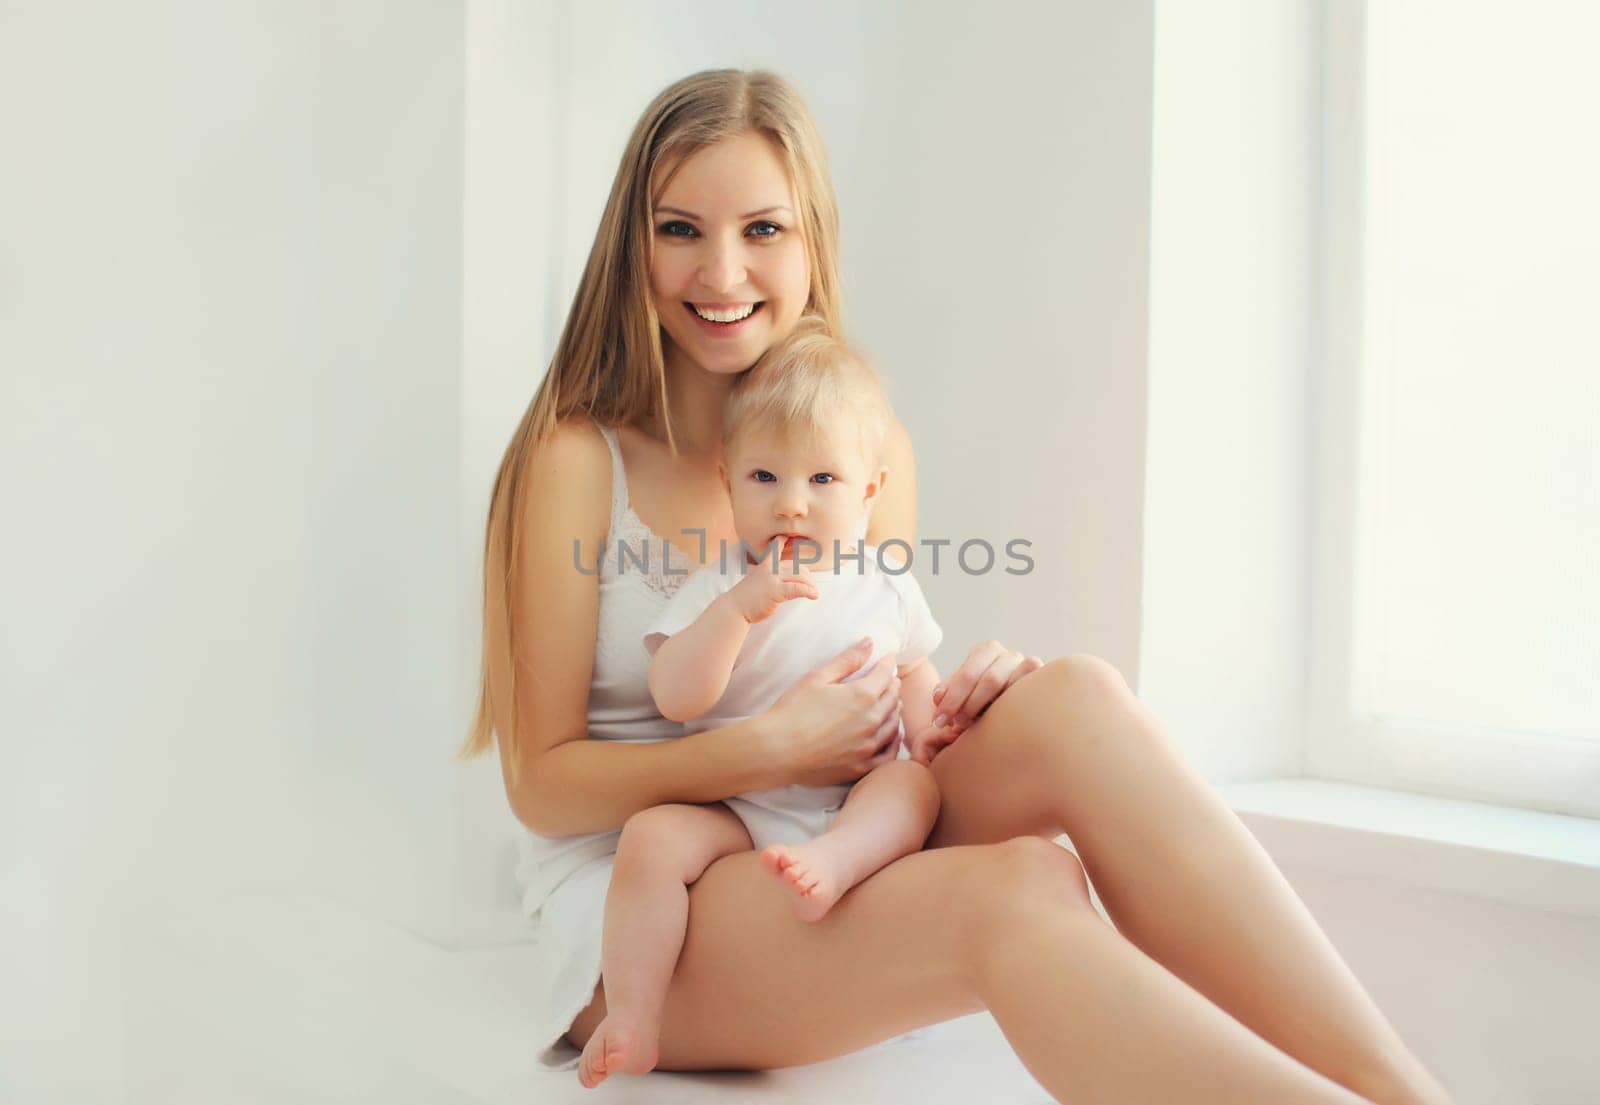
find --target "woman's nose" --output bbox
[698,236,747,293]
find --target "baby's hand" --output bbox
[905,719,963,766]
[729,559,818,624]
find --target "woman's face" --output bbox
[650,131,811,377]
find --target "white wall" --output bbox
[844,2,1154,683]
[1275,860,1600,1105]
[1140,0,1321,781]
[3,4,467,1097]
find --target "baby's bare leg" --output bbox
[578,803,752,1090]
[761,759,939,923]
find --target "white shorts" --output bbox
[721,781,850,850]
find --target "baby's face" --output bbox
[720,423,883,566]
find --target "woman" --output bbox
[460,69,1453,1105]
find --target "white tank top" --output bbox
[513,422,691,917]
[511,419,872,917]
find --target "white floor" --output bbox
[118,893,1054,1105]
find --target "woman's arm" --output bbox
[522,715,785,836]
[494,419,902,838]
[495,418,781,837]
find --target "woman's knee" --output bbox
[1001,653,1155,756]
[1035,653,1135,707]
[967,837,1096,934]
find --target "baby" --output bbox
[576,321,959,1089]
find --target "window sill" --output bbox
[1215,778,1600,920]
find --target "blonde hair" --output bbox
[460,70,844,770]
[724,316,891,470]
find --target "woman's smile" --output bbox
[685,301,764,336]
[648,131,810,374]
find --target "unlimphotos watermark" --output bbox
[572,530,1035,577]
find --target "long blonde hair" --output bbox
[459,70,844,773]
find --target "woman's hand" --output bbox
[766,638,903,788]
[932,641,1045,737]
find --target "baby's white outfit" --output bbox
[515,422,936,1072]
[643,549,942,850]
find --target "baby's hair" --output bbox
[723,316,892,468]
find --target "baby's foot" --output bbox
[576,1013,659,1089]
[759,841,850,923]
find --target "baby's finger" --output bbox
[909,730,946,766]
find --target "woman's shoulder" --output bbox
[541,412,610,462]
[518,414,614,536]
[867,414,917,547]
[885,413,914,460]
[527,414,616,484]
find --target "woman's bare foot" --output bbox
[576,1013,659,1089]
[760,841,851,922]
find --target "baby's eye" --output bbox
[753,470,776,483]
[657,221,696,238]
[748,221,783,238]
[811,473,835,484]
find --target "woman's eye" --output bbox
[658,221,696,238]
[748,221,782,238]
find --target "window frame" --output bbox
[1304,0,1600,820]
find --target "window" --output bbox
[1308,0,1600,818]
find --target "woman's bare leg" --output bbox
[759,758,940,921]
[569,839,1377,1104]
[925,655,1454,1105]
[578,802,752,1088]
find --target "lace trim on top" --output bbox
[604,503,695,600]
[598,426,694,601]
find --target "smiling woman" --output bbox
[459,67,1455,1105]
[650,133,810,373]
